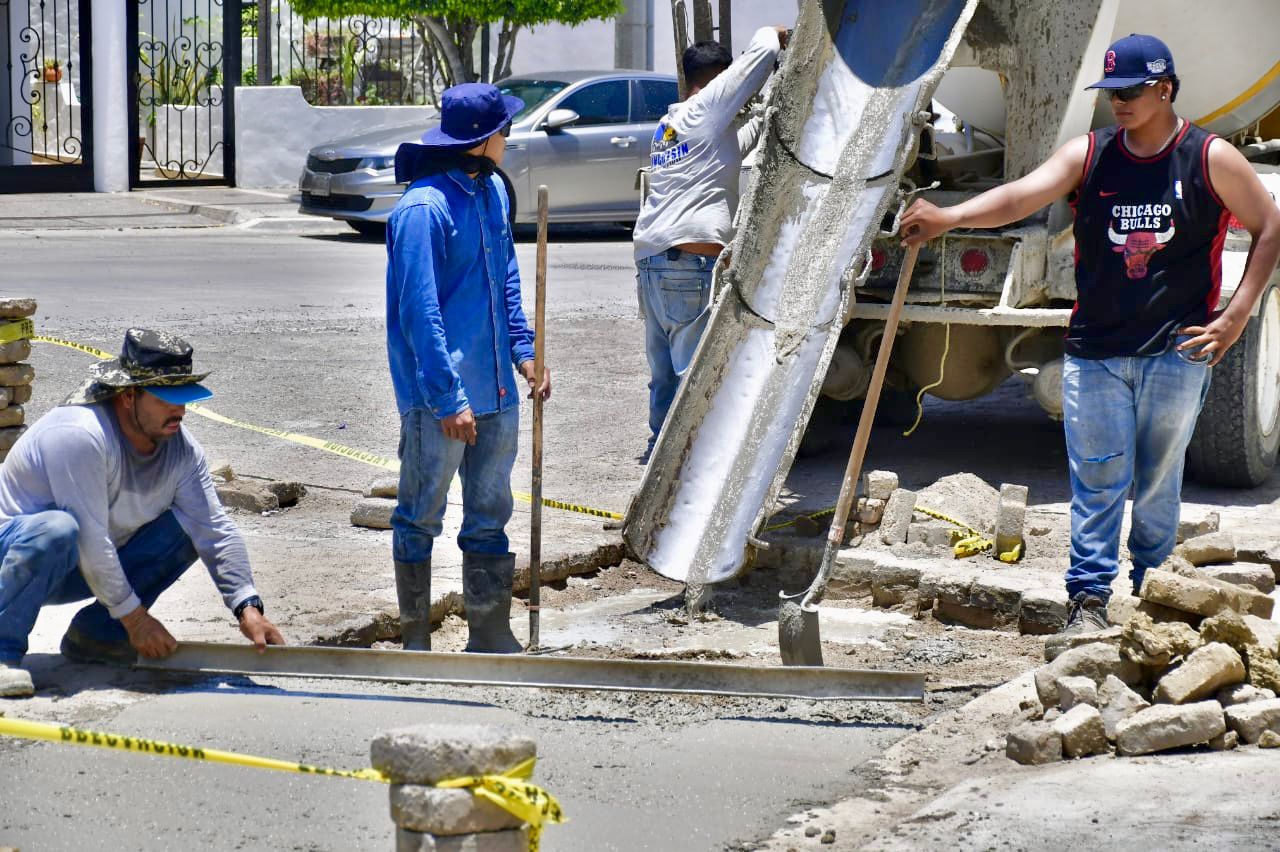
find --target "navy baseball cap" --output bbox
[1086,33,1176,89]
[420,83,524,148]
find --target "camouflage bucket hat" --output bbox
[63,328,212,406]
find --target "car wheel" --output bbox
[348,221,387,241]
[1187,282,1280,487]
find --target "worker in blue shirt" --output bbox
[385,83,551,653]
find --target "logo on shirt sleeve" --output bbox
[1107,201,1175,279]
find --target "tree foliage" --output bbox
[289,0,623,88]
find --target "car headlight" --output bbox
[358,156,395,171]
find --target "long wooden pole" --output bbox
[529,186,549,651]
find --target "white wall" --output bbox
[234,85,437,188]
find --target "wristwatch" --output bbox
[234,595,265,620]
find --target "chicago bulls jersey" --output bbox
[1068,121,1230,358]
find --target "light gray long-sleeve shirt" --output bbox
[0,403,257,619]
[632,27,781,261]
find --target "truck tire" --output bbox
[1187,283,1280,487]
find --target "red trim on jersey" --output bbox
[1081,131,1097,185]
[1207,206,1231,312]
[1201,133,1225,207]
[1116,121,1192,164]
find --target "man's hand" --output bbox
[899,198,958,246]
[1178,310,1250,367]
[238,608,286,653]
[519,361,552,401]
[120,606,178,659]
[441,407,477,445]
[774,25,791,50]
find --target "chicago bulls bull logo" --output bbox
[1108,223,1175,279]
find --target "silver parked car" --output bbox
[298,70,679,236]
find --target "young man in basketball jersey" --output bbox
[899,34,1280,634]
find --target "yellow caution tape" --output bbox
[0,716,565,852]
[762,506,836,533]
[916,504,1021,562]
[32,335,624,522]
[438,756,566,852]
[0,318,34,345]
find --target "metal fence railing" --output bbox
[240,2,438,106]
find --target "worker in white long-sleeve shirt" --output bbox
[0,329,284,698]
[632,25,790,462]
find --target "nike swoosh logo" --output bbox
[1099,190,1120,197]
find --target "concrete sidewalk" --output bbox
[0,187,337,232]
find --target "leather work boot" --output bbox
[394,560,432,651]
[1061,592,1110,636]
[461,551,523,654]
[60,628,136,666]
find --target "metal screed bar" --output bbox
[138,643,926,702]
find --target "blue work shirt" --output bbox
[386,168,535,419]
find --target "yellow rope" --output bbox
[902,234,950,438]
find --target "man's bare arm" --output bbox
[901,135,1090,245]
[1178,139,1280,365]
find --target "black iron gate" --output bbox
[128,0,238,186]
[0,0,94,193]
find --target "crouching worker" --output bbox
[386,83,551,653]
[0,329,285,698]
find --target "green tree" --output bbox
[289,0,623,87]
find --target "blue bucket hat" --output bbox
[1086,33,1176,89]
[420,83,524,148]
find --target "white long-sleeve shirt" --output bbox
[632,27,781,261]
[0,403,257,618]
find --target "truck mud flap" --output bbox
[623,0,978,584]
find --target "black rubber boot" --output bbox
[462,551,522,653]
[394,560,432,651]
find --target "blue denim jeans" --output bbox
[392,405,519,563]
[1063,345,1212,601]
[637,251,716,452]
[0,510,197,663]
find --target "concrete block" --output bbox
[0,297,36,318]
[0,364,33,386]
[1052,704,1109,758]
[0,664,34,697]
[0,426,26,452]
[994,483,1028,559]
[1153,643,1245,704]
[1259,730,1280,748]
[1208,730,1239,751]
[372,725,536,785]
[1243,615,1280,657]
[352,497,397,530]
[1098,675,1150,740]
[1216,683,1276,706]
[215,480,280,513]
[916,566,967,612]
[0,386,11,409]
[1175,532,1236,566]
[1019,588,1069,636]
[827,550,876,599]
[870,557,924,609]
[390,786,523,835]
[906,520,952,548]
[1115,701,1225,755]
[935,599,997,630]
[265,480,307,508]
[9,385,30,404]
[1045,626,1122,663]
[1200,575,1274,619]
[1034,642,1143,710]
[0,405,24,428]
[0,340,31,365]
[1005,721,1061,765]
[863,470,899,501]
[1223,698,1280,744]
[365,476,400,499]
[971,574,1038,621]
[1199,612,1280,692]
[1199,563,1275,595]
[1176,511,1220,544]
[856,498,885,526]
[878,489,916,545]
[396,827,529,852]
[1139,570,1228,617]
[1056,675,1099,710]
[930,569,977,607]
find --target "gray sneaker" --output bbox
[1061,593,1110,636]
[0,662,35,697]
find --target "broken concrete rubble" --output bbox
[878,488,916,545]
[1052,704,1108,758]
[365,476,399,499]
[1114,701,1226,756]
[1033,642,1142,710]
[1055,676,1098,711]
[1119,612,1202,668]
[215,480,280,513]
[1005,721,1061,765]
[1259,730,1280,748]
[1198,611,1280,693]
[1175,532,1236,567]
[1138,569,1272,620]
[1223,698,1280,744]
[863,470,898,501]
[1198,563,1275,595]
[1152,643,1245,705]
[1044,626,1122,663]
[1176,511,1220,544]
[1216,683,1276,706]
[1097,675,1150,740]
[1208,729,1239,751]
[389,786,523,835]
[352,497,396,530]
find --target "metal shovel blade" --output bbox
[778,594,823,667]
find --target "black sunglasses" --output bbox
[499,122,512,138]
[1108,80,1158,102]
